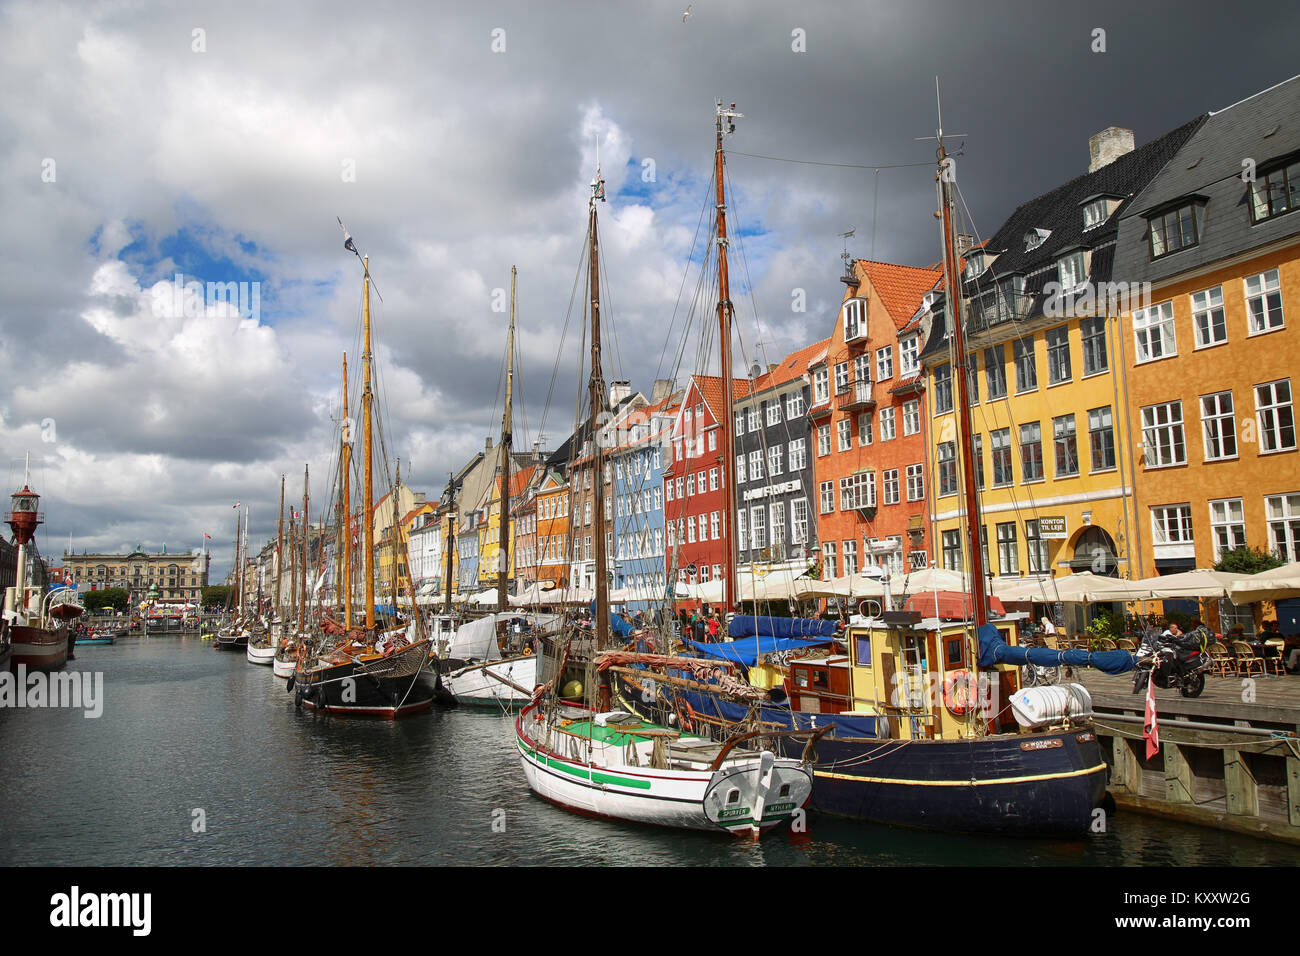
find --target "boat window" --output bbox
[779,783,791,797]
[812,670,829,688]
[945,637,964,667]
[854,635,871,666]
[727,788,741,805]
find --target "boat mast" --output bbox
[288,508,297,629]
[362,256,376,633]
[443,473,456,615]
[235,506,244,621]
[300,464,309,635]
[275,476,285,623]
[589,167,610,647]
[497,266,516,614]
[340,352,352,628]
[715,101,742,616]
[935,113,989,630]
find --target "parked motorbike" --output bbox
[1131,626,1211,698]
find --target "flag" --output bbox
[204,533,211,539]
[64,574,74,586]
[345,234,358,255]
[233,501,241,509]
[1143,669,1159,759]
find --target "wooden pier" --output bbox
[1075,671,1300,845]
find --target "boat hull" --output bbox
[272,656,296,678]
[444,655,536,705]
[293,642,440,718]
[515,704,813,835]
[614,673,1106,836]
[9,625,70,671]
[246,643,275,665]
[214,630,248,650]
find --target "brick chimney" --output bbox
[651,378,674,403]
[1089,127,1135,173]
[609,380,632,406]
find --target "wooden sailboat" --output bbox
[514,153,817,836]
[247,479,282,665]
[612,100,1118,836]
[443,266,544,706]
[289,240,439,718]
[214,505,251,650]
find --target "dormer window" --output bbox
[1057,251,1087,289]
[1249,156,1300,223]
[1146,201,1200,258]
[963,250,986,280]
[1024,228,1051,252]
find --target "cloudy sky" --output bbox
[2,0,1296,581]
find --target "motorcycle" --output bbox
[1131,626,1211,698]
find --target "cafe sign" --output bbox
[1038,516,1068,539]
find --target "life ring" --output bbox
[523,647,532,656]
[943,670,973,716]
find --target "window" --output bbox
[1209,498,1246,562]
[1255,379,1296,452]
[837,418,852,452]
[853,353,870,386]
[1082,198,1110,230]
[1081,316,1108,375]
[1053,415,1079,477]
[840,472,877,510]
[1245,270,1285,334]
[1045,326,1071,384]
[1058,250,1086,288]
[844,298,865,340]
[882,468,900,505]
[770,504,786,547]
[879,406,896,442]
[788,438,807,471]
[749,507,767,550]
[1025,519,1049,573]
[687,516,696,543]
[984,346,1006,398]
[973,433,984,490]
[791,498,809,544]
[966,354,980,404]
[843,540,859,575]
[687,474,696,496]
[1151,504,1193,546]
[1133,301,1176,362]
[735,454,746,484]
[942,530,963,571]
[786,391,806,418]
[819,481,835,514]
[834,362,850,393]
[899,335,919,375]
[1142,401,1186,467]
[823,542,837,578]
[747,405,760,431]
[749,450,764,481]
[709,511,718,540]
[817,425,830,457]
[876,347,893,380]
[1249,159,1300,222]
[1014,337,1037,392]
[1191,286,1227,347]
[991,428,1013,486]
[996,522,1019,575]
[734,412,744,436]
[1266,493,1300,562]
[767,446,783,476]
[1148,203,1198,258]
[1200,392,1237,461]
[902,400,920,436]
[938,441,958,496]
[1088,406,1116,471]
[858,413,873,446]
[708,430,717,451]
[813,369,829,404]
[709,467,719,491]
[906,463,925,501]
[933,363,953,414]
[736,509,746,551]
[1020,422,1043,482]
[765,399,781,426]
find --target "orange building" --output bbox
[810,259,942,578]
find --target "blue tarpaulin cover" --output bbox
[684,635,834,668]
[589,600,636,639]
[976,623,1135,675]
[728,615,838,639]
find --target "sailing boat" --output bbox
[4,462,83,670]
[289,237,439,718]
[442,266,547,706]
[214,505,251,650]
[248,479,285,665]
[514,152,817,836]
[611,100,1133,836]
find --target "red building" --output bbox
[810,259,942,578]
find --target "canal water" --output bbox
[3,634,1299,867]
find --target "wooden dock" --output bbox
[1074,670,1300,845]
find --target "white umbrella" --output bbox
[1226,562,1300,603]
[1130,569,1243,600]
[892,567,970,594]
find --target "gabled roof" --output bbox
[853,260,943,330]
[742,337,831,398]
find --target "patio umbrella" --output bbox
[1226,562,1300,603]
[1130,569,1243,600]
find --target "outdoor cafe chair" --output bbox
[1231,641,1265,678]
[1208,642,1235,678]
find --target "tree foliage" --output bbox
[83,588,129,612]
[1214,545,1284,576]
[201,585,234,608]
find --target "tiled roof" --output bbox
[855,260,943,329]
[743,337,831,396]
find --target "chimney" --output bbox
[1088,127,1135,173]
[485,436,493,452]
[609,380,631,406]
[955,234,974,255]
[651,378,674,403]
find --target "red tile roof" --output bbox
[745,337,832,395]
[854,259,943,329]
